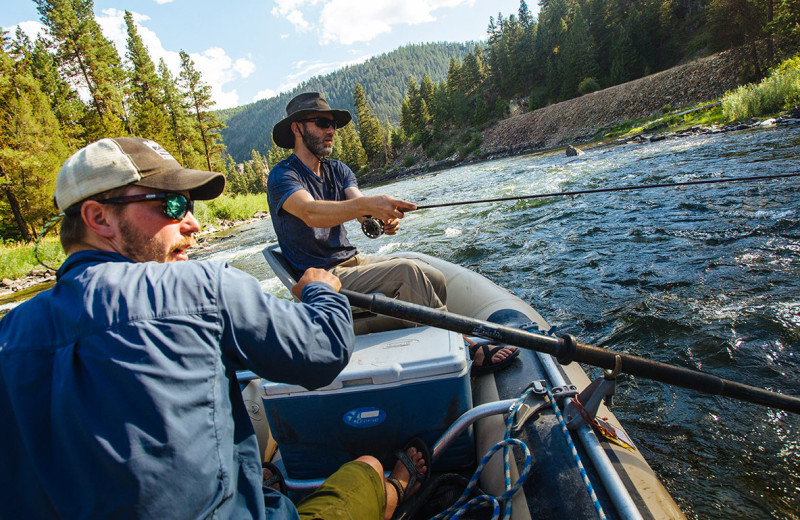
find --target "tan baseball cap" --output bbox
[55,137,226,211]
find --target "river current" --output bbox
[2,125,798,518]
[192,125,800,519]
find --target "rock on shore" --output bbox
[482,47,750,155]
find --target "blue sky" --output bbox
[3,0,533,110]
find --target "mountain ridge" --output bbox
[217,41,474,162]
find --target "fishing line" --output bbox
[361,172,800,237]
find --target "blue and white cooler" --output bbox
[259,325,474,480]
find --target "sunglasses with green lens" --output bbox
[99,192,194,221]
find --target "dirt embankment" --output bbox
[481,47,750,155]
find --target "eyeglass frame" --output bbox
[69,192,195,221]
[295,117,338,130]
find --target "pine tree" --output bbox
[609,24,637,85]
[179,50,226,172]
[419,74,435,109]
[353,83,384,163]
[400,97,413,136]
[249,149,268,193]
[267,135,291,169]
[461,49,487,96]
[27,36,84,148]
[405,76,429,136]
[124,11,171,145]
[535,0,569,101]
[331,122,366,173]
[558,4,598,99]
[0,31,69,241]
[446,56,462,95]
[158,58,199,165]
[35,0,127,139]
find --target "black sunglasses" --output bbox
[99,192,194,221]
[297,117,338,130]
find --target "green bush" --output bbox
[402,155,418,167]
[528,88,547,110]
[0,236,66,279]
[722,55,800,121]
[578,77,601,95]
[202,193,269,223]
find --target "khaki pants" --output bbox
[330,255,448,329]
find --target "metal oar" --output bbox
[340,289,800,414]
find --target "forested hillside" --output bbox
[3,0,798,243]
[217,42,472,162]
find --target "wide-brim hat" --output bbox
[272,92,352,149]
[55,137,226,211]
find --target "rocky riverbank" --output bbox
[480,46,751,155]
[362,46,762,186]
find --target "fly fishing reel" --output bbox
[361,216,384,238]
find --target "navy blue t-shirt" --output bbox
[267,154,359,272]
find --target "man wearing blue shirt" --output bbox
[267,93,517,370]
[0,137,425,519]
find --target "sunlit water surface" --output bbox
[4,125,799,518]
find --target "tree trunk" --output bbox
[766,0,775,65]
[3,187,33,242]
[749,40,763,80]
[0,163,33,241]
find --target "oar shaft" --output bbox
[341,289,800,414]
[574,344,799,413]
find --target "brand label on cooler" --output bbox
[342,407,387,428]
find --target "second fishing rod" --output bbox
[359,171,800,238]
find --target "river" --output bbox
[2,125,799,518]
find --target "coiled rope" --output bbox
[432,388,534,520]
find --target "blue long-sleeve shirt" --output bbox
[0,250,354,519]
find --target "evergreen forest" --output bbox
[2,0,799,244]
[218,42,474,162]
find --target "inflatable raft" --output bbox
[239,245,685,519]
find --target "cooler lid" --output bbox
[260,326,467,397]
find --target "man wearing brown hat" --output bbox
[268,92,449,314]
[268,93,518,368]
[0,137,426,519]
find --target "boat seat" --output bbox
[262,244,407,335]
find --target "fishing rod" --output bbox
[340,288,800,414]
[360,172,800,238]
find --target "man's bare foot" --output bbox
[384,446,427,520]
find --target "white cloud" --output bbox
[153,0,175,4]
[95,9,254,110]
[187,47,257,109]
[273,54,372,95]
[270,0,475,45]
[254,88,278,102]
[10,20,47,42]
[271,0,320,32]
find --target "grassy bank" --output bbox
[0,193,269,280]
[604,54,800,140]
[0,238,66,280]
[722,55,800,120]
